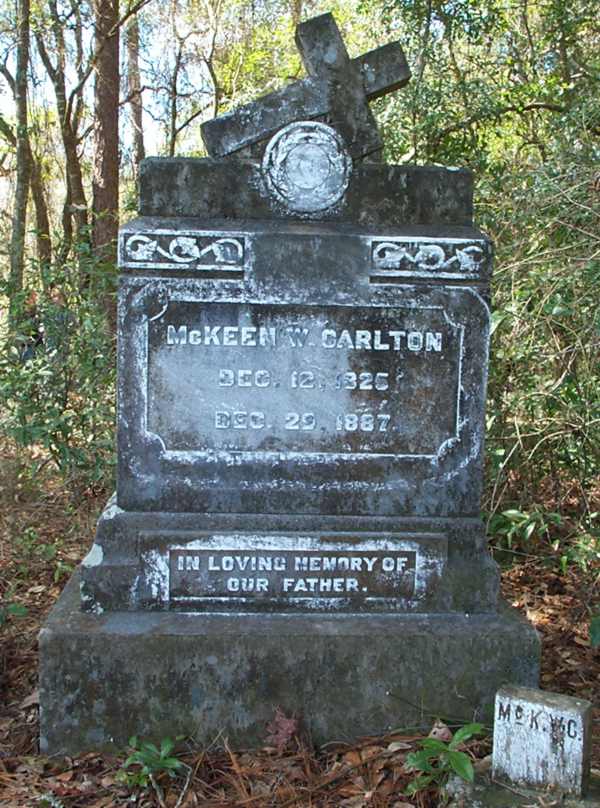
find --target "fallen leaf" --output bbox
[387,741,412,752]
[341,795,367,808]
[20,690,39,709]
[265,708,299,753]
[428,719,452,742]
[342,749,364,768]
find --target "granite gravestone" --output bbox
[39,13,540,754]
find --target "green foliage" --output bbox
[117,736,184,789]
[0,245,116,492]
[0,601,28,628]
[362,0,600,566]
[590,614,600,648]
[37,797,65,808]
[488,509,562,551]
[405,723,484,796]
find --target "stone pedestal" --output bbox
[40,572,539,754]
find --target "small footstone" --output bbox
[492,686,593,797]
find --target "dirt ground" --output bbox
[1,465,598,807]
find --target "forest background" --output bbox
[0,0,598,594]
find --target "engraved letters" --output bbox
[169,547,423,602]
[147,302,463,456]
[166,322,443,352]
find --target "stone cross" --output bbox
[201,13,410,160]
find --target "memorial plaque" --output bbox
[140,531,447,610]
[40,12,540,755]
[146,301,462,456]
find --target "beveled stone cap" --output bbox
[139,157,473,229]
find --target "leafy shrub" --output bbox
[0,248,116,493]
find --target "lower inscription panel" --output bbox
[139,532,448,612]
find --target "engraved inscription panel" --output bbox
[146,302,463,456]
[171,549,416,600]
[140,532,448,609]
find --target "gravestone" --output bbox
[493,687,593,797]
[39,13,540,754]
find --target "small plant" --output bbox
[404,722,484,796]
[37,796,65,808]
[590,612,600,648]
[488,508,562,551]
[117,735,184,789]
[0,601,28,628]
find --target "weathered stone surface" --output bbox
[139,159,474,226]
[492,686,593,797]
[200,12,410,159]
[41,572,540,754]
[113,217,492,519]
[447,759,600,807]
[39,10,541,756]
[80,499,501,613]
[261,122,353,214]
[294,14,380,158]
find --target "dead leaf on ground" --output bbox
[20,689,39,709]
[428,719,452,742]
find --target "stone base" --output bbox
[39,570,540,755]
[447,762,600,807]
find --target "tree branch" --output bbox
[67,0,152,111]
[174,102,212,138]
[0,111,16,146]
[432,101,568,147]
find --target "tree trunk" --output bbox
[127,15,145,182]
[291,0,303,26]
[36,12,90,268]
[92,0,120,267]
[28,144,52,273]
[8,0,31,327]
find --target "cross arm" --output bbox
[201,45,410,159]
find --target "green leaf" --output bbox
[405,774,433,795]
[502,509,527,521]
[161,756,183,770]
[421,738,450,753]
[590,615,600,648]
[450,723,484,748]
[406,750,436,773]
[160,737,174,757]
[447,750,474,782]
[7,603,28,617]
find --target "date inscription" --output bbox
[146,302,463,455]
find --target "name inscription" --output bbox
[497,700,581,741]
[146,302,463,456]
